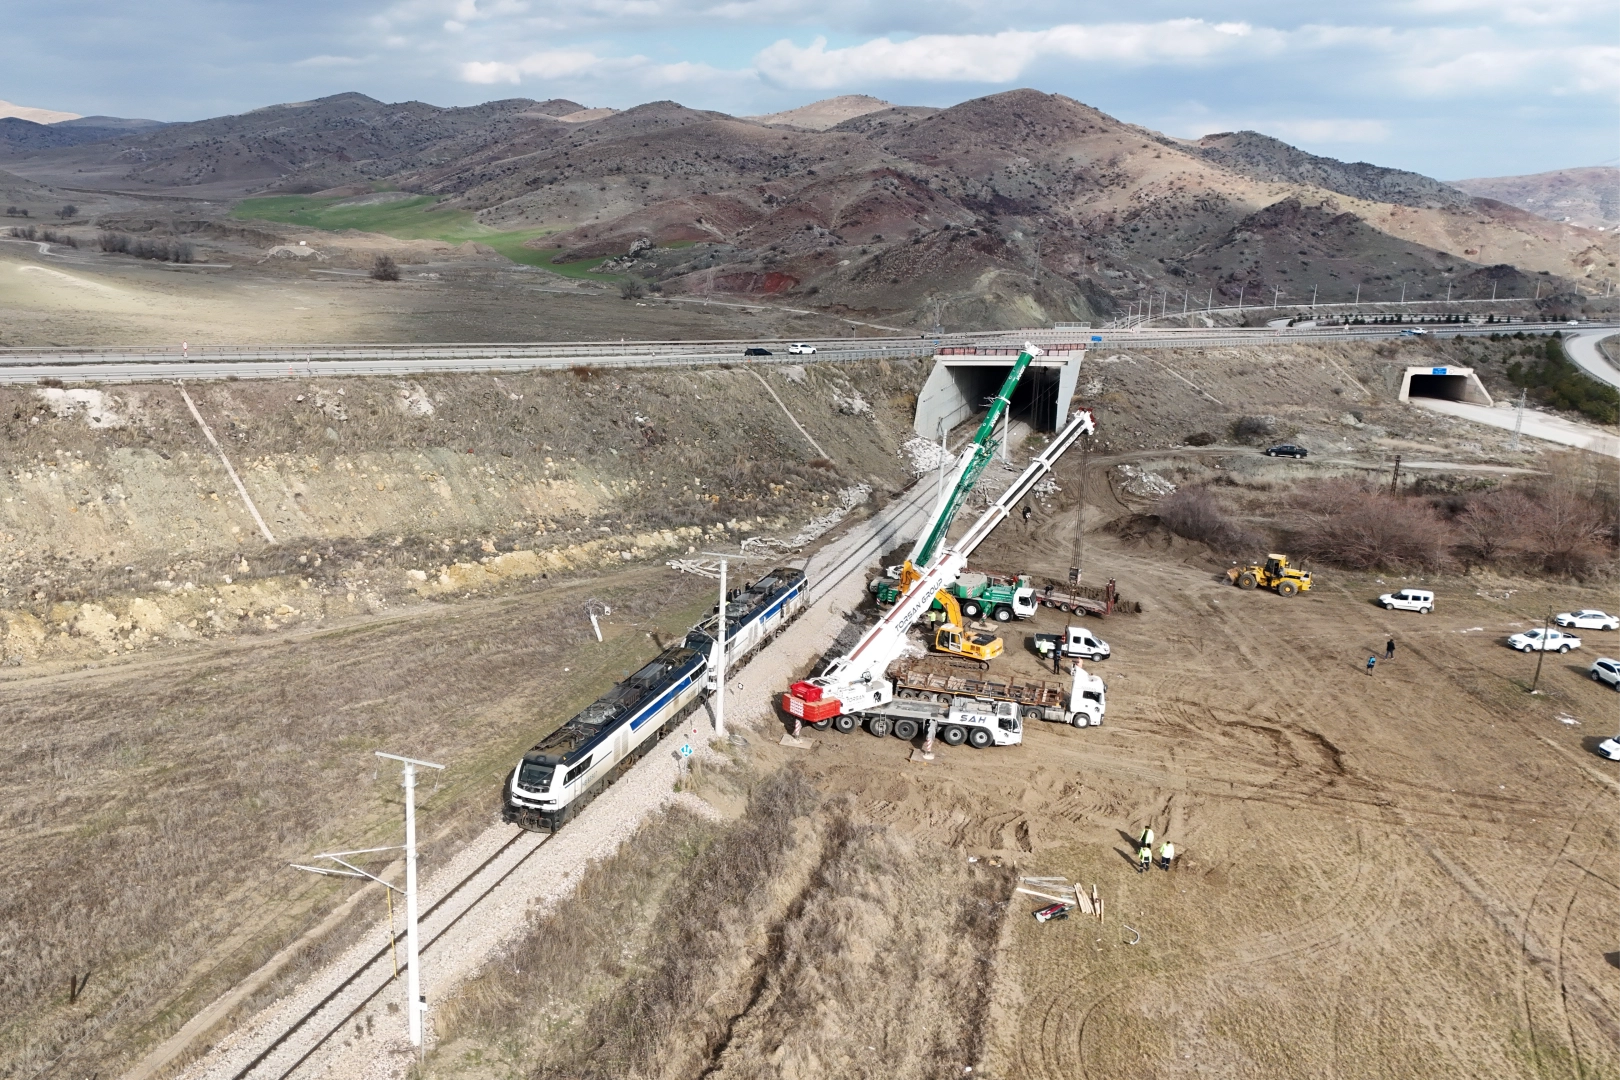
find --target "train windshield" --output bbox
[516,760,554,793]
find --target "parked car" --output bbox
[1379,589,1434,613]
[743,347,772,356]
[1033,902,1073,923]
[1264,443,1308,458]
[787,343,817,355]
[1589,657,1620,690]
[1556,610,1619,631]
[1595,736,1620,760]
[1507,627,1581,653]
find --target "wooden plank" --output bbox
[1074,885,1093,915]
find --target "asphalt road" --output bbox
[1561,329,1620,390]
[0,322,1614,385]
[1411,397,1620,458]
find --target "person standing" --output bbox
[1366,654,1377,676]
[1052,647,1062,674]
[1137,844,1152,873]
[1138,825,1154,850]
[1385,637,1396,660]
[1160,841,1175,871]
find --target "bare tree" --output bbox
[57,204,77,220]
[370,254,400,282]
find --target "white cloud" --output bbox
[754,20,1282,88]
[294,54,367,66]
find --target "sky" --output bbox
[6,0,1617,179]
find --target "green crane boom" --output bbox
[906,346,1039,569]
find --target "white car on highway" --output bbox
[1556,609,1619,631]
[1507,627,1581,653]
[787,343,817,355]
[1589,657,1620,690]
[1379,589,1434,613]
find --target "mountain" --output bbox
[0,114,169,155]
[747,95,899,130]
[0,93,579,198]
[1185,131,1471,210]
[0,99,79,123]
[1448,167,1619,230]
[2,88,1609,326]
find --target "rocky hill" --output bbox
[1449,166,1620,230]
[2,89,1611,327]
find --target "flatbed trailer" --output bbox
[890,662,1069,711]
[1031,577,1140,616]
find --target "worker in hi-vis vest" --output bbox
[1138,825,1154,849]
[1160,841,1175,871]
[1137,844,1152,872]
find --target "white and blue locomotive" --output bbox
[502,568,806,832]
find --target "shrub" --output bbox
[1288,480,1451,570]
[1155,486,1263,554]
[1229,415,1275,443]
[9,225,37,240]
[1185,431,1217,446]
[618,277,645,299]
[370,254,400,281]
[97,232,193,262]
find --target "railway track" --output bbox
[215,828,550,1080]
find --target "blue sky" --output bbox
[7,0,1616,178]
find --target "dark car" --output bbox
[743,347,772,357]
[1033,902,1073,923]
[1265,444,1308,458]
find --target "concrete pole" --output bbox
[1237,286,1244,312]
[403,762,423,1048]
[714,559,727,738]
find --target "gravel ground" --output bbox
[167,476,938,1080]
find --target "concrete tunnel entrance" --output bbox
[913,348,1086,438]
[1399,365,1493,406]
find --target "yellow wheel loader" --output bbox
[1227,554,1312,597]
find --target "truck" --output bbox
[1030,576,1139,616]
[782,394,1101,745]
[951,571,1037,621]
[791,657,1105,744]
[1032,625,1111,662]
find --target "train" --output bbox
[502,567,806,832]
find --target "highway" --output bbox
[1561,329,1620,391]
[0,321,1613,385]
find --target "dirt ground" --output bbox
[783,507,1620,1078]
[0,240,886,347]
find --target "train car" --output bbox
[502,643,707,832]
[685,567,807,686]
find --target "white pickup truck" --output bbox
[1032,625,1111,662]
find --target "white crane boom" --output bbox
[791,407,1096,720]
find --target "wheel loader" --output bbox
[1227,554,1312,597]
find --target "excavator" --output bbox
[929,589,1003,666]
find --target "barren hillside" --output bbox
[3,90,1613,330]
[1449,166,1620,230]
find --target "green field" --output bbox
[230,194,621,277]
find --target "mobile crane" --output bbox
[783,403,1102,746]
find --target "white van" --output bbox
[1379,589,1434,614]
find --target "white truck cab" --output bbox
[1034,625,1111,661]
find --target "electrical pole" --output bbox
[1273,286,1280,309]
[1530,611,1551,693]
[1400,283,1406,304]
[1511,388,1526,450]
[376,752,445,1050]
[1237,285,1244,312]
[714,560,727,737]
[1207,288,1213,311]
[1492,281,1497,301]
[1389,454,1401,495]
[1311,284,1318,312]
[1355,283,1361,306]
[1182,290,1188,315]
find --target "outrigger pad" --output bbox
[779,734,814,749]
[909,748,935,763]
